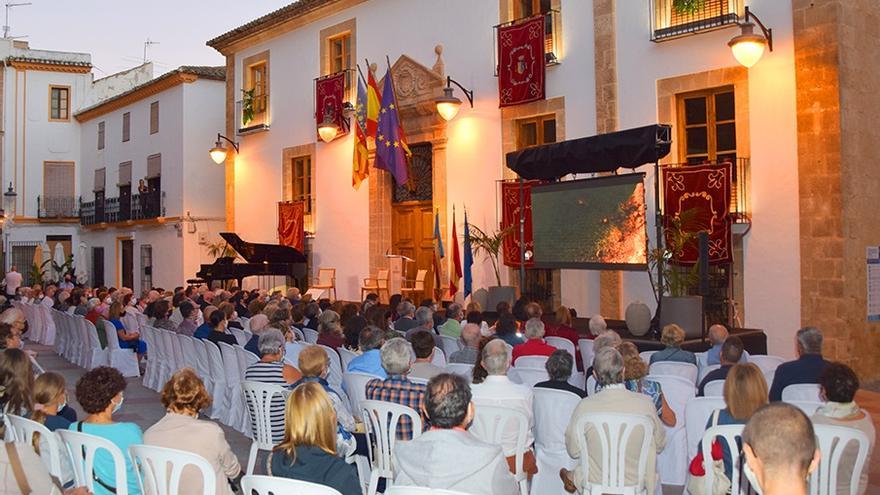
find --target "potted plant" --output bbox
[648,209,704,339]
[673,0,706,15]
[468,224,517,310]
[206,241,237,261]
[241,88,256,127]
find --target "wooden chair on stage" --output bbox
[400,269,428,303]
[312,268,337,301]
[361,269,390,303]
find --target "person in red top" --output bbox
[544,305,584,371]
[511,318,557,366]
[84,297,102,325]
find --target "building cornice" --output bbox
[7,58,92,74]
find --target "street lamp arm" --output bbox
[447,77,474,108]
[216,133,239,153]
[744,6,773,52]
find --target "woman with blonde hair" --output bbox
[650,323,697,365]
[618,341,676,426]
[144,368,241,495]
[31,372,74,484]
[268,382,361,494]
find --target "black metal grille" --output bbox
[651,0,741,42]
[393,143,433,203]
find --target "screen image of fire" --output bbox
[531,178,647,269]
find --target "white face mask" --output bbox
[742,460,763,495]
[112,395,124,414]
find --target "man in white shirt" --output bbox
[4,265,22,298]
[408,330,445,380]
[471,338,536,478]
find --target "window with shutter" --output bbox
[49,86,70,121]
[122,112,131,142]
[94,167,106,192]
[97,122,105,150]
[146,154,161,178]
[118,161,132,186]
[150,101,159,134]
[42,161,75,217]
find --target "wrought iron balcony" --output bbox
[37,196,78,219]
[660,157,751,224]
[650,0,742,42]
[79,190,166,226]
[236,93,270,134]
[494,8,562,73]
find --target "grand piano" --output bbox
[193,232,307,288]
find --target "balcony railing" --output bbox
[79,190,166,226]
[236,93,270,134]
[660,157,750,223]
[651,0,742,41]
[494,9,562,75]
[37,196,78,219]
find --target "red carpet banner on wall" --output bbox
[497,15,546,107]
[278,201,305,252]
[315,72,346,138]
[501,181,537,268]
[662,163,732,265]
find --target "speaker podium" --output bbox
[385,253,414,299]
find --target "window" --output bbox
[42,162,76,217]
[149,101,159,134]
[511,0,558,63]
[516,114,556,149]
[97,121,105,150]
[140,245,152,294]
[651,0,742,41]
[291,155,312,216]
[49,86,70,121]
[677,87,736,164]
[328,33,352,92]
[248,62,268,114]
[94,167,106,192]
[122,112,131,142]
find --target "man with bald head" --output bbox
[449,323,481,364]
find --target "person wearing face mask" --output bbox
[30,372,75,485]
[70,366,143,495]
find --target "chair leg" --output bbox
[246,442,259,475]
[367,471,380,495]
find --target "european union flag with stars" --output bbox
[375,66,411,186]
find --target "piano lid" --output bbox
[219,232,307,264]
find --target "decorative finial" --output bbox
[433,44,445,76]
[369,62,378,73]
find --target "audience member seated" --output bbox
[618,342,676,426]
[561,347,666,494]
[545,305,583,369]
[31,371,72,431]
[650,324,697,365]
[812,362,875,495]
[471,339,537,478]
[449,323,481,365]
[193,306,219,340]
[144,369,241,495]
[494,312,525,347]
[243,313,269,356]
[0,349,34,416]
[218,302,242,330]
[406,307,441,348]
[393,301,419,333]
[690,363,767,485]
[587,314,607,338]
[535,349,586,398]
[151,299,177,332]
[245,329,302,443]
[169,292,187,327]
[84,297,103,325]
[706,324,746,365]
[0,422,90,494]
[409,330,445,380]
[698,336,744,396]
[742,403,820,495]
[347,326,387,378]
[342,315,368,350]
[316,310,345,349]
[365,337,426,440]
[584,330,622,378]
[302,302,321,330]
[71,366,143,495]
[108,302,146,358]
[0,322,21,350]
[511,317,556,366]
[394,373,517,494]
[769,326,829,402]
[205,310,237,348]
[175,301,198,337]
[437,303,463,338]
[293,345,356,435]
[267,382,361,494]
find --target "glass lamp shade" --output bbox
[317,121,340,143]
[209,146,228,164]
[729,23,767,68]
[435,87,462,121]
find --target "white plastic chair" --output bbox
[749,354,785,375]
[283,341,309,369]
[782,383,823,402]
[385,488,473,495]
[698,364,721,382]
[343,371,380,421]
[129,444,216,495]
[649,361,698,384]
[532,388,581,495]
[514,355,548,369]
[809,423,871,495]
[648,374,694,485]
[572,412,655,495]
[241,380,290,475]
[684,397,727,461]
[36,303,57,345]
[697,424,753,495]
[545,336,576,356]
[586,375,598,396]
[639,350,657,366]
[102,320,140,377]
[509,366,549,388]
[578,339,595,370]
[361,400,424,495]
[438,334,461,357]
[138,326,160,391]
[303,327,319,344]
[444,363,474,380]
[202,338,229,422]
[230,327,249,346]
[6,414,63,479]
[218,342,246,430]
[703,379,725,397]
[58,429,130,495]
[81,318,108,370]
[317,344,344,390]
[339,346,359,371]
[786,400,824,416]
[240,474,343,495]
[431,347,447,367]
[470,405,530,495]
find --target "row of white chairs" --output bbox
[51,309,142,377]
[14,300,56,345]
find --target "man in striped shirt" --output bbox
[365,337,426,440]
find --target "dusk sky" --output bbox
[7,0,292,76]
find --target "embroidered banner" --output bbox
[662,163,732,265]
[315,72,346,139]
[278,201,305,252]
[497,15,546,107]
[501,180,538,268]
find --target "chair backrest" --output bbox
[574,412,655,493]
[203,339,227,385]
[699,364,721,382]
[684,397,727,460]
[508,367,549,388]
[317,344,344,389]
[749,355,785,375]
[83,318,102,350]
[578,339,595,371]
[438,334,461,357]
[303,328,319,344]
[241,474,343,495]
[639,350,657,366]
[217,342,242,384]
[361,400,423,477]
[699,424,752,495]
[283,341,309,369]
[545,336,576,357]
[413,269,428,290]
[377,269,390,288]
[695,351,709,370]
[317,268,336,286]
[241,381,290,449]
[533,388,581,453]
[647,374,695,419]
[129,444,216,495]
[342,371,380,421]
[385,488,474,495]
[58,429,130,495]
[291,326,305,341]
[785,400,824,417]
[809,423,870,495]
[782,383,822,402]
[703,379,725,397]
[431,346,446,367]
[189,336,213,382]
[103,320,122,350]
[6,414,63,478]
[649,361,699,384]
[236,345,259,378]
[338,346,359,371]
[586,375,598,396]
[515,355,549,369]
[470,405,529,481]
[230,327,249,347]
[444,363,474,379]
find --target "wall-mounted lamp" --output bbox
[728,7,773,68]
[317,102,354,143]
[435,76,474,121]
[209,133,239,164]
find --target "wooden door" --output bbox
[121,239,134,289]
[392,202,435,300]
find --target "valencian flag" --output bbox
[463,209,474,298]
[375,64,411,186]
[449,207,463,298]
[432,210,444,300]
[497,15,546,107]
[314,71,346,139]
[352,68,369,189]
[365,63,381,139]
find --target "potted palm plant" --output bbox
[205,241,236,261]
[468,224,517,310]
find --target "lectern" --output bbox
[385,253,413,297]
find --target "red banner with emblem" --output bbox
[497,15,546,107]
[662,163,732,265]
[278,201,305,253]
[315,72,346,139]
[501,181,538,268]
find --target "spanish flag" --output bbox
[366,63,381,139]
